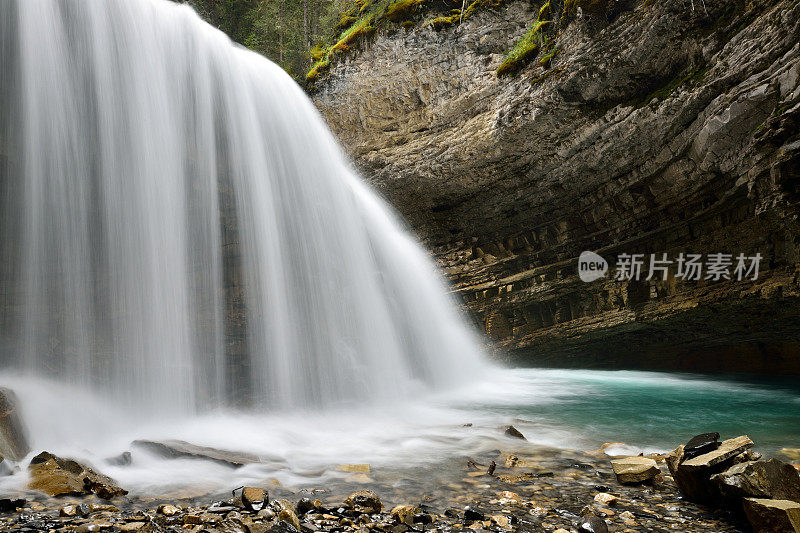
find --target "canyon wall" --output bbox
[312,0,800,372]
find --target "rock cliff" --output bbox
[312,0,800,372]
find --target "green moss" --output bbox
[306,57,331,82]
[428,11,462,29]
[539,44,558,67]
[538,0,551,19]
[496,19,550,76]
[385,0,430,21]
[307,12,378,82]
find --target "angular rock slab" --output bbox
[743,498,800,533]
[712,459,800,502]
[610,456,659,484]
[132,439,262,467]
[0,388,30,461]
[682,435,754,469]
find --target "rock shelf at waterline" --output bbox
[2,433,800,533]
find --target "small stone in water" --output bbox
[296,497,316,515]
[337,464,370,473]
[0,499,25,513]
[344,490,382,514]
[413,513,433,525]
[463,506,484,522]
[487,461,496,475]
[490,515,512,530]
[593,493,617,506]
[279,509,301,530]
[576,515,609,533]
[257,508,276,520]
[158,504,181,516]
[391,505,418,525]
[242,486,269,512]
[59,505,77,517]
[105,451,132,466]
[504,425,526,440]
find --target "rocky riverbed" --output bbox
[2,429,799,533]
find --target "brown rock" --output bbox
[241,486,268,512]
[610,456,659,484]
[742,498,800,533]
[158,504,181,516]
[278,509,301,530]
[712,459,800,503]
[391,505,418,525]
[344,490,382,514]
[27,452,127,499]
[593,493,617,506]
[337,463,370,473]
[666,436,754,503]
[0,388,30,461]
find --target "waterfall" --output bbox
[0,0,484,416]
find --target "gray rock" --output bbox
[576,515,609,533]
[132,439,262,467]
[504,425,526,440]
[0,388,30,461]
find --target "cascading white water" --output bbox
[0,0,485,417]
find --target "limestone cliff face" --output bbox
[313,0,800,373]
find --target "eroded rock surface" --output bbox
[313,0,800,371]
[0,388,29,462]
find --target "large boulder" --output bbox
[712,459,800,504]
[28,451,127,499]
[0,388,30,461]
[742,498,800,533]
[666,436,753,503]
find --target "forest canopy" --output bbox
[185,0,345,82]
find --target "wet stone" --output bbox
[503,426,526,440]
[242,487,269,512]
[344,491,381,514]
[611,457,659,484]
[684,433,721,460]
